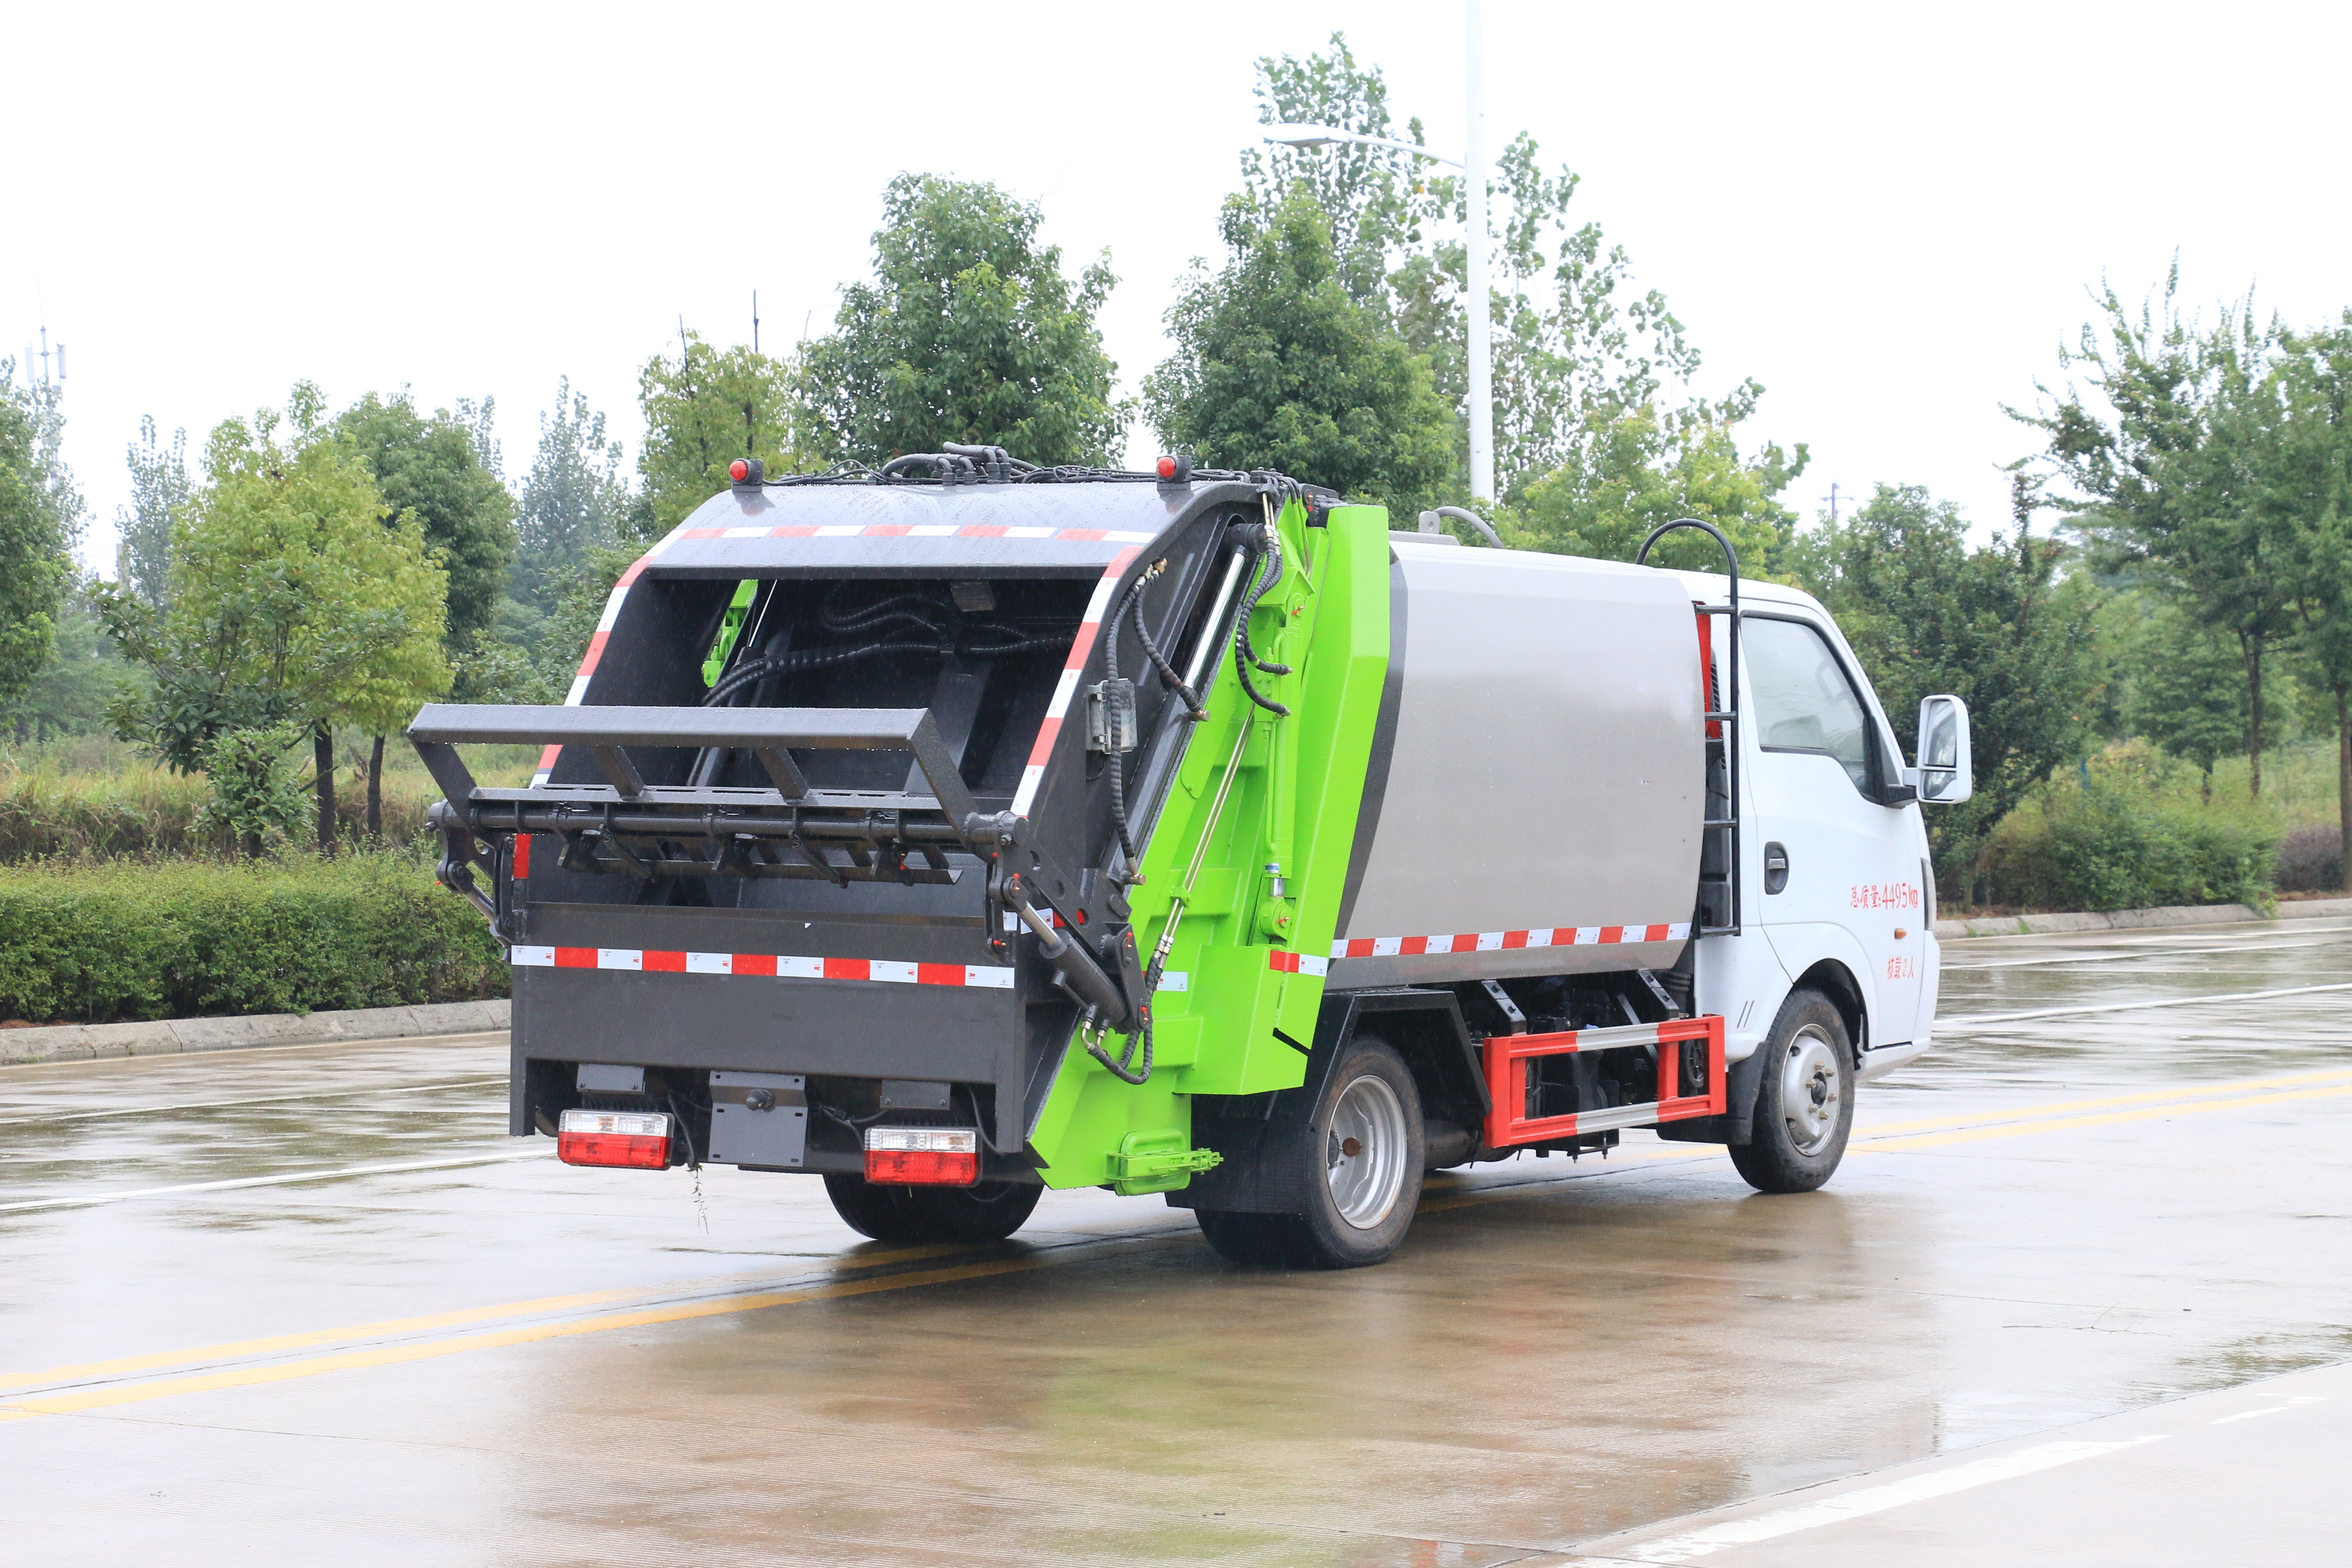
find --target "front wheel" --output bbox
[822,1173,1041,1244]
[1729,989,1855,1194]
[1196,1036,1426,1269]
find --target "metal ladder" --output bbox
[1636,519,1742,937]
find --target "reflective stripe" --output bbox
[508,946,1014,989]
[1332,922,1694,960]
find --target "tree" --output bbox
[636,330,800,535]
[2115,598,2264,799]
[1145,190,1456,514]
[1235,36,1792,513]
[2271,317,2352,886]
[334,391,514,645]
[113,415,189,613]
[2015,268,2300,795]
[1,589,129,742]
[1505,406,1805,573]
[0,359,81,709]
[334,389,515,833]
[800,174,1125,469]
[1789,481,2103,898]
[513,376,629,615]
[99,386,449,854]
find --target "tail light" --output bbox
[865,1127,979,1186]
[558,1108,672,1169]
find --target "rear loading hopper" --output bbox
[413,462,1732,1266]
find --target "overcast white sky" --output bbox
[12,0,2348,570]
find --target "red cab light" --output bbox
[1156,455,1177,479]
[729,458,750,483]
[558,1108,671,1170]
[865,1126,979,1186]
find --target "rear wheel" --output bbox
[1196,1036,1426,1269]
[822,1173,1041,1244]
[1729,989,1854,1194]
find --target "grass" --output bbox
[0,733,541,862]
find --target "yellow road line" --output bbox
[0,1239,981,1392]
[1853,1084,2352,1152]
[10,1081,2347,1424]
[1853,1067,2352,1138]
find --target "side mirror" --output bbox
[1914,694,1973,804]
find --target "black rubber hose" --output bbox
[1232,530,1291,717]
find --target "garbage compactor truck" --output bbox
[409,450,1976,1268]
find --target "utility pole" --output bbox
[752,291,760,355]
[1822,482,1845,526]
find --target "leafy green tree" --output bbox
[2015,268,2301,795]
[333,389,515,831]
[0,360,81,709]
[637,330,800,535]
[99,386,449,854]
[1789,481,2103,898]
[1,589,130,741]
[2271,316,2352,884]
[513,376,629,615]
[1145,189,1455,514]
[334,391,514,645]
[1504,406,1805,573]
[1237,37,1792,514]
[800,174,1125,468]
[2114,597,2267,799]
[113,415,189,613]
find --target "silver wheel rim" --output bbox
[1780,1026,1844,1157]
[1325,1072,1408,1229]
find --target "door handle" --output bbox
[1763,841,1790,895]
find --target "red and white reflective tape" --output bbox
[1267,950,1330,977]
[1329,922,1692,960]
[511,946,1013,988]
[1011,546,1144,817]
[678,524,1158,545]
[530,523,694,786]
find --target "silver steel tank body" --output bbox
[1327,539,1704,988]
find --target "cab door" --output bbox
[1739,613,1926,1046]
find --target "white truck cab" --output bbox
[1670,567,1972,1113]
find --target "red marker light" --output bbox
[557,1109,672,1170]
[865,1126,980,1186]
[1156,455,1177,480]
[729,458,750,483]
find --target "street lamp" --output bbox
[1262,0,1492,502]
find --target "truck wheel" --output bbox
[1196,1037,1426,1269]
[1729,990,1854,1194]
[822,1174,1041,1244]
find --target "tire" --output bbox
[1196,1036,1426,1269]
[822,1173,1041,1244]
[1729,989,1855,1194]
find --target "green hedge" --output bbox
[0,853,507,1024]
[1984,785,2281,913]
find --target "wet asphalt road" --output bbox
[2,918,2349,1565]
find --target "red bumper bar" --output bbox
[1483,1014,1727,1148]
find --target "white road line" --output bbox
[1942,939,2338,970]
[2211,1396,2323,1425]
[1941,981,2352,1029]
[0,1148,551,1214]
[0,1077,507,1129]
[1566,1436,2165,1564]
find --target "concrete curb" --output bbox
[0,999,510,1068]
[1933,896,2352,940]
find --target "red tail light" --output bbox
[865,1127,979,1186]
[558,1108,671,1169]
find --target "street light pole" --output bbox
[1463,0,1492,502]
[1261,1,1494,503]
